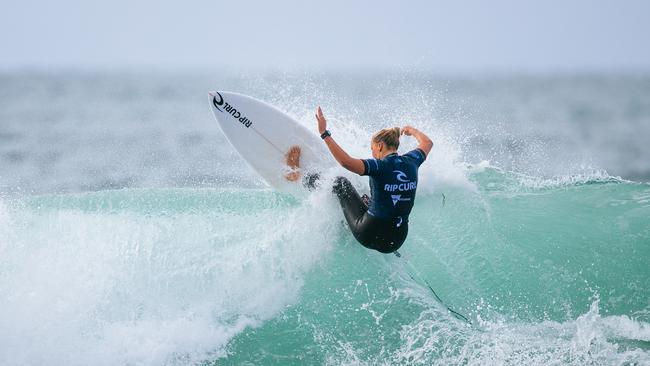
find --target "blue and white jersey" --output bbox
[361,149,427,220]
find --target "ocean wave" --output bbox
[0,189,336,365]
[1,181,648,365]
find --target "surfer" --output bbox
[290,106,432,253]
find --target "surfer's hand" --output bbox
[316,106,327,134]
[401,125,416,136]
[402,125,433,156]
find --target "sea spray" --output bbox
[0,189,337,365]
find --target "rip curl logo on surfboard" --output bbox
[211,92,253,128]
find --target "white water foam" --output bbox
[323,298,650,366]
[0,190,338,365]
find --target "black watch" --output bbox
[320,130,331,139]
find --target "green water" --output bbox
[1,168,649,365]
[215,170,649,365]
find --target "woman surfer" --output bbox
[285,106,432,254]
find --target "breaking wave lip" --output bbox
[463,160,637,190]
[511,170,629,189]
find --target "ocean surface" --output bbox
[1,71,649,365]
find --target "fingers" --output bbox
[315,106,328,135]
[401,125,415,136]
[315,106,326,122]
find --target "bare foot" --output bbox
[285,145,301,182]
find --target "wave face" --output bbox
[1,169,648,365]
[1,72,649,365]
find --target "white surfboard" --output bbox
[208,91,335,193]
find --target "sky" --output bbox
[1,0,649,72]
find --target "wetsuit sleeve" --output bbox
[404,149,427,167]
[361,158,382,176]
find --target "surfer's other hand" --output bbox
[401,125,415,136]
[315,106,327,134]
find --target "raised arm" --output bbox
[401,125,433,157]
[316,106,365,175]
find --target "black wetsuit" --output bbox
[333,149,427,253]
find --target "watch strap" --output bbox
[320,130,331,139]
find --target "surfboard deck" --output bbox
[208,91,334,194]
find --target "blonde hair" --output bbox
[372,127,401,150]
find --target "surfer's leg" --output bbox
[332,176,367,230]
[332,176,408,253]
[285,145,301,182]
[355,215,409,253]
